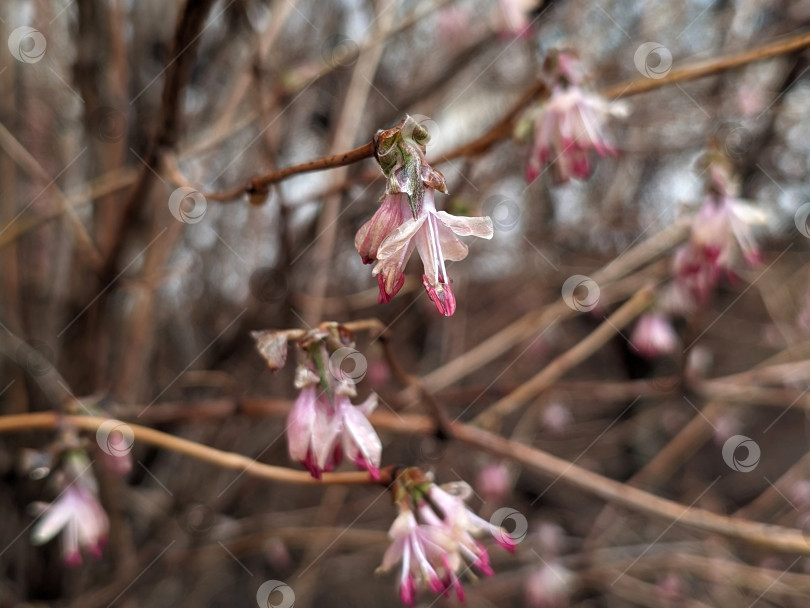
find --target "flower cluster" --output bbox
[378,468,516,605]
[634,153,768,358]
[519,51,627,184]
[30,450,109,566]
[284,326,382,480]
[670,155,767,307]
[355,116,494,316]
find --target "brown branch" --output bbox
[437,30,810,166]
[0,412,392,487]
[472,285,657,429]
[448,421,810,556]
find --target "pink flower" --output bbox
[525,562,575,608]
[371,188,493,316]
[523,53,626,184]
[337,392,382,480]
[379,511,459,605]
[630,313,679,358]
[379,478,517,605]
[30,453,109,566]
[355,193,407,267]
[427,483,517,553]
[358,116,494,315]
[476,462,512,504]
[671,161,768,307]
[287,367,381,479]
[526,84,622,183]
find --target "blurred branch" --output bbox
[99,0,217,281]
[472,285,656,429]
[0,122,101,267]
[2,407,809,554]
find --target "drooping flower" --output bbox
[30,451,109,566]
[287,363,382,480]
[378,470,516,605]
[356,116,494,315]
[379,510,459,605]
[372,187,493,316]
[671,154,768,307]
[520,52,627,184]
[286,367,341,479]
[336,390,382,480]
[630,313,679,358]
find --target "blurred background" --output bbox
[2,0,810,606]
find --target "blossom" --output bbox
[525,562,575,608]
[356,116,494,315]
[630,313,679,358]
[372,187,493,316]
[287,366,381,479]
[378,474,515,605]
[671,156,768,307]
[522,53,626,184]
[30,452,109,566]
[336,391,382,480]
[287,388,339,479]
[379,510,459,605]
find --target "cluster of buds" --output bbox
[263,324,382,480]
[29,449,110,566]
[670,153,767,307]
[518,51,627,184]
[377,468,516,605]
[355,115,494,316]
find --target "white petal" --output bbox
[435,211,494,239]
[376,217,425,261]
[31,495,74,546]
[342,405,382,469]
